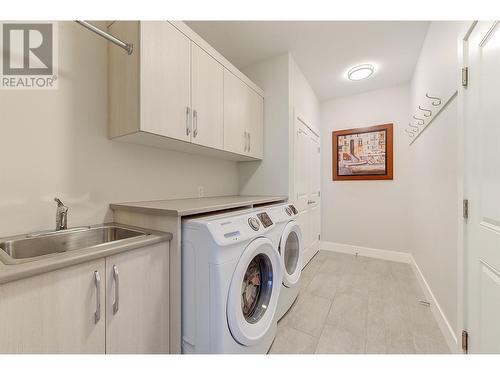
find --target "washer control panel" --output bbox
[248,217,261,231]
[256,212,273,228]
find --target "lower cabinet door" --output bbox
[105,242,170,354]
[0,260,106,354]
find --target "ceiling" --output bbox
[185,21,429,100]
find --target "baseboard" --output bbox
[319,240,459,353]
[408,254,460,353]
[319,241,412,264]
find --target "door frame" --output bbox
[457,20,479,354]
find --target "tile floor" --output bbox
[269,251,450,354]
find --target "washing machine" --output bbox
[181,208,283,354]
[266,203,303,321]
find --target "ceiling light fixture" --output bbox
[347,64,375,81]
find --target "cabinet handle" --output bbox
[244,131,248,151]
[113,265,119,314]
[248,132,251,152]
[193,109,198,138]
[94,271,101,324]
[308,200,316,205]
[185,107,191,136]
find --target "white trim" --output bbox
[319,241,412,264]
[408,254,460,354]
[319,241,459,353]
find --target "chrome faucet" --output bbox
[54,198,68,231]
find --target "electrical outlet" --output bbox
[198,186,205,198]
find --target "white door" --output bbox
[191,43,224,149]
[140,22,191,141]
[464,21,500,354]
[106,242,170,354]
[223,69,247,155]
[294,116,321,267]
[0,260,105,353]
[308,133,321,257]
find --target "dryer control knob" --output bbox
[248,217,260,231]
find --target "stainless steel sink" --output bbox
[0,225,149,265]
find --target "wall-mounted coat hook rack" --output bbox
[413,115,425,126]
[75,21,133,55]
[408,123,420,132]
[425,93,442,106]
[418,105,432,117]
[405,129,416,137]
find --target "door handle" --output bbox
[94,270,101,324]
[193,109,198,138]
[112,265,119,314]
[185,106,191,136]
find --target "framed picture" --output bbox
[332,123,393,181]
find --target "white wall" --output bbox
[0,21,239,237]
[239,53,290,196]
[409,21,469,338]
[320,85,412,253]
[239,53,319,199]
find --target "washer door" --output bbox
[280,221,303,288]
[227,237,282,346]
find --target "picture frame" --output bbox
[332,123,393,181]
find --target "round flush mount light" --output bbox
[347,64,375,81]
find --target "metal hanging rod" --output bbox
[75,21,133,55]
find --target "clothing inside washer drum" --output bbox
[240,254,273,324]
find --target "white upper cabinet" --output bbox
[223,69,247,155]
[247,87,264,159]
[223,69,264,158]
[140,22,191,141]
[191,43,224,149]
[108,21,264,161]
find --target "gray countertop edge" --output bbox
[0,223,172,285]
[110,195,288,216]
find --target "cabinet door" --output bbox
[247,88,264,159]
[191,43,224,149]
[140,22,191,141]
[0,260,105,354]
[223,69,247,155]
[106,242,170,354]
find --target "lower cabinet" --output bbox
[106,242,169,354]
[0,241,169,354]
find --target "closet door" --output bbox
[294,116,321,267]
[223,69,247,155]
[140,22,191,141]
[308,133,321,257]
[191,43,224,149]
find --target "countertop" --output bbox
[110,195,288,217]
[0,223,172,285]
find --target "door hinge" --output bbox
[462,330,469,353]
[318,147,320,153]
[462,67,469,88]
[463,199,469,219]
